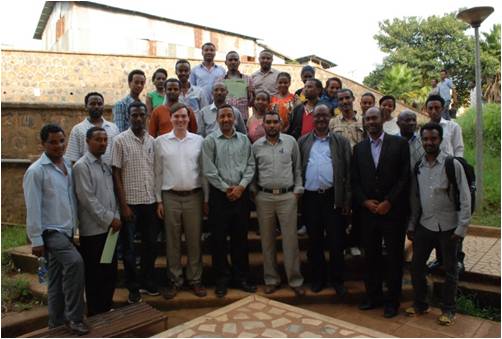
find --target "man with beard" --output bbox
[175,59,209,114]
[252,111,305,297]
[352,107,410,318]
[189,42,226,104]
[406,122,470,326]
[298,104,352,296]
[287,78,323,139]
[329,88,364,148]
[252,50,280,96]
[149,78,198,137]
[66,92,119,165]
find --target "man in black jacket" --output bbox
[287,78,322,139]
[352,107,410,318]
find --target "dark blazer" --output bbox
[287,104,306,140]
[298,132,352,209]
[352,133,410,221]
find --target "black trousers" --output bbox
[119,203,159,291]
[79,232,117,316]
[303,189,346,285]
[411,225,459,313]
[347,205,362,248]
[361,214,406,307]
[209,186,250,286]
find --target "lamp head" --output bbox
[457,6,494,28]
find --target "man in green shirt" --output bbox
[202,104,256,298]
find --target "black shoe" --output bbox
[139,284,160,296]
[310,282,324,293]
[359,300,382,311]
[128,289,142,304]
[291,286,306,297]
[162,285,178,300]
[427,259,442,273]
[66,321,90,336]
[215,285,228,298]
[333,283,347,298]
[236,281,257,293]
[384,304,399,318]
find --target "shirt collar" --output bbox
[370,132,385,144]
[215,129,237,139]
[40,152,71,168]
[313,131,329,141]
[224,71,243,79]
[419,151,447,168]
[126,128,147,141]
[166,130,192,141]
[340,112,358,122]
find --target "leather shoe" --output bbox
[191,284,207,297]
[333,283,347,298]
[384,304,399,318]
[264,284,280,294]
[66,320,90,336]
[215,285,227,298]
[236,281,257,293]
[358,300,382,311]
[291,286,305,297]
[310,282,324,293]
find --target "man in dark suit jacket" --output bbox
[298,104,352,296]
[287,79,323,139]
[352,107,410,318]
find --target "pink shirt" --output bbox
[247,115,265,143]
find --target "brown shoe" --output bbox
[264,284,280,294]
[191,284,207,297]
[291,286,305,297]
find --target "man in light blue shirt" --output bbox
[438,69,456,120]
[23,124,88,335]
[189,42,226,104]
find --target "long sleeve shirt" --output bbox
[409,152,471,237]
[73,152,120,236]
[23,153,78,247]
[252,134,304,194]
[113,94,137,132]
[202,130,255,192]
[439,118,464,157]
[196,103,247,137]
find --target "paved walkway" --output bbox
[155,295,500,338]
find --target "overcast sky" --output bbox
[1,0,500,83]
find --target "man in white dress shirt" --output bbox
[154,103,206,299]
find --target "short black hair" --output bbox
[127,102,147,115]
[361,92,376,101]
[276,72,291,81]
[426,94,445,107]
[84,92,104,106]
[226,51,239,58]
[306,78,323,91]
[440,69,448,74]
[420,122,443,140]
[336,88,354,98]
[151,68,167,81]
[202,42,215,49]
[301,65,315,75]
[164,78,181,88]
[326,77,342,88]
[175,59,191,69]
[255,90,271,102]
[263,111,281,121]
[259,49,273,56]
[379,95,396,108]
[216,104,234,117]
[40,124,65,142]
[86,126,106,140]
[128,69,146,83]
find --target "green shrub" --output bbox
[457,103,501,155]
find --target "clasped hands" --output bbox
[363,199,391,215]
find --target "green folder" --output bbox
[100,228,120,264]
[224,79,247,99]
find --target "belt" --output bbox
[305,187,333,194]
[167,188,201,196]
[258,185,294,195]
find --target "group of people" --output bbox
[24,43,470,335]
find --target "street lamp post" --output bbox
[457,6,494,210]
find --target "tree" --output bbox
[379,64,420,104]
[363,13,483,105]
[481,24,501,102]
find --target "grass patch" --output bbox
[456,292,500,322]
[457,103,501,227]
[1,224,28,251]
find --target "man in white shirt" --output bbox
[154,103,206,299]
[66,92,119,164]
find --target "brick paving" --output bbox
[154,295,393,338]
